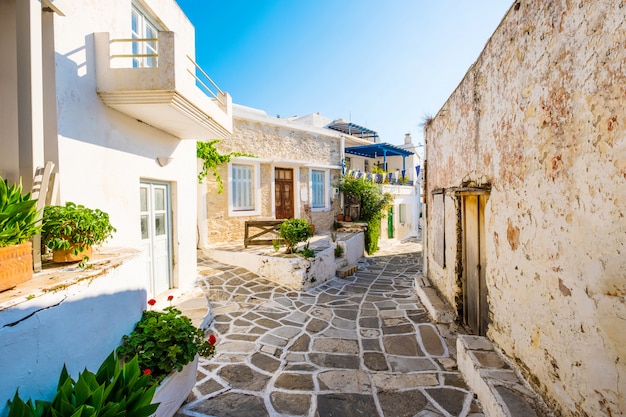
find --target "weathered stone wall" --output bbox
[204,115,341,245]
[424,1,625,416]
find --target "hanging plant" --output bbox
[196,140,253,193]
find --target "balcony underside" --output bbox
[98,90,231,140]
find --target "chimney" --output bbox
[404,133,412,145]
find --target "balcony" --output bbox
[94,32,232,140]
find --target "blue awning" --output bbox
[345,143,413,158]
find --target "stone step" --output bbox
[336,264,357,278]
[457,335,554,417]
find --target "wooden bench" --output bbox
[244,220,284,248]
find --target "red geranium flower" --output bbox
[147,299,156,306]
[208,334,217,346]
[143,369,152,375]
[167,295,174,301]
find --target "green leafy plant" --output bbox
[196,140,253,193]
[336,176,393,254]
[0,178,41,247]
[299,241,315,258]
[42,202,116,266]
[278,218,313,254]
[334,244,344,258]
[7,351,159,417]
[272,239,281,252]
[117,299,216,384]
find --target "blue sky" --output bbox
[175,0,512,146]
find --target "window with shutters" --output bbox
[229,162,260,216]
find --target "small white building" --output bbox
[0,0,232,411]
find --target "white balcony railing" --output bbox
[94,31,233,139]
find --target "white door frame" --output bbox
[140,181,173,296]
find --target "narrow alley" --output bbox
[177,241,484,417]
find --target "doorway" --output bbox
[140,181,172,296]
[387,206,394,238]
[462,193,490,335]
[275,168,294,219]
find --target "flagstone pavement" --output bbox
[177,240,485,417]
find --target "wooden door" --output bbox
[275,168,294,219]
[462,194,489,335]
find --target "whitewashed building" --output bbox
[0,0,231,411]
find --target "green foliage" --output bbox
[196,140,253,193]
[42,202,116,260]
[278,218,313,254]
[299,241,315,258]
[7,352,159,417]
[334,244,344,258]
[117,307,216,383]
[272,239,281,252]
[365,219,382,254]
[336,176,393,254]
[0,178,41,247]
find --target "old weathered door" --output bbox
[462,193,489,335]
[275,168,294,219]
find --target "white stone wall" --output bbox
[424,1,626,416]
[203,108,343,245]
[0,255,146,416]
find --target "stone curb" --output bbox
[457,335,554,417]
[414,274,456,324]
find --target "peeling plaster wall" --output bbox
[424,1,626,416]
[204,112,342,245]
[0,255,145,417]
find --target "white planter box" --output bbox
[152,356,198,417]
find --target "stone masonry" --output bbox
[424,1,626,415]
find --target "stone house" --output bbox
[200,105,348,246]
[422,1,625,416]
[0,0,231,412]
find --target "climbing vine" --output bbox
[336,175,393,254]
[196,140,252,193]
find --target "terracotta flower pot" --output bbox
[53,245,92,263]
[0,242,33,291]
[337,214,344,221]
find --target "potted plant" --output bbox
[278,218,313,254]
[42,202,116,266]
[117,297,217,417]
[0,178,41,291]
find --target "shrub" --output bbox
[336,176,392,254]
[278,218,313,254]
[117,304,216,383]
[334,244,344,258]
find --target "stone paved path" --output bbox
[179,241,484,417]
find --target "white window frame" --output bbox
[309,168,330,211]
[228,160,261,217]
[132,3,160,68]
